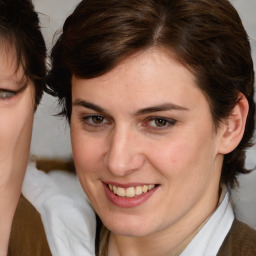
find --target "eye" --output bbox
[153,118,169,127]
[81,114,110,128]
[0,90,16,100]
[144,116,177,131]
[91,115,105,124]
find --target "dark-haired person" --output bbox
[0,0,49,255]
[45,0,256,255]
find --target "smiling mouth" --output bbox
[108,184,156,198]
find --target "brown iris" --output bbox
[92,115,104,124]
[154,118,168,127]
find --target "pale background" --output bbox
[31,0,256,228]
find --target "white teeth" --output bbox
[149,185,154,190]
[142,185,148,193]
[126,187,135,198]
[135,186,143,196]
[108,184,156,198]
[117,187,126,197]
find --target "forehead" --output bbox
[72,49,210,113]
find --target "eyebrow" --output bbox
[73,99,106,113]
[73,99,189,116]
[135,103,189,115]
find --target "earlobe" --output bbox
[219,93,249,154]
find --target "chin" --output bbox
[103,217,154,238]
[110,227,151,238]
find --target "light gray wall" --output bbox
[31,0,256,228]
[31,0,81,159]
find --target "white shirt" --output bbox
[22,163,96,256]
[181,187,234,256]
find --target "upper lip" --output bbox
[102,181,158,188]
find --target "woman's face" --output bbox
[0,43,35,188]
[71,49,226,237]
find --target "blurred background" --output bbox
[31,0,256,228]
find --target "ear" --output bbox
[218,93,249,154]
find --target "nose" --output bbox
[104,127,145,176]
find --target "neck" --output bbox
[108,189,219,256]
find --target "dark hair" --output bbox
[0,0,46,105]
[46,0,255,188]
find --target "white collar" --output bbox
[180,186,234,256]
[22,163,96,256]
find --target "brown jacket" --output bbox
[8,194,51,256]
[217,219,256,256]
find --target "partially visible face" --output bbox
[71,49,226,238]
[0,42,35,189]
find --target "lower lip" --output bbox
[103,183,158,208]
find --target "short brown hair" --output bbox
[46,0,255,188]
[0,0,46,105]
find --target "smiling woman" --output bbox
[46,0,256,255]
[0,0,47,254]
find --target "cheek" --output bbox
[71,126,102,176]
[148,128,217,183]
[71,129,105,206]
[0,102,34,161]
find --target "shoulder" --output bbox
[8,194,51,256]
[217,219,256,256]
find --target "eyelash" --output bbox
[81,114,110,128]
[145,116,177,130]
[80,114,177,131]
[0,89,17,100]
[0,81,28,102]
